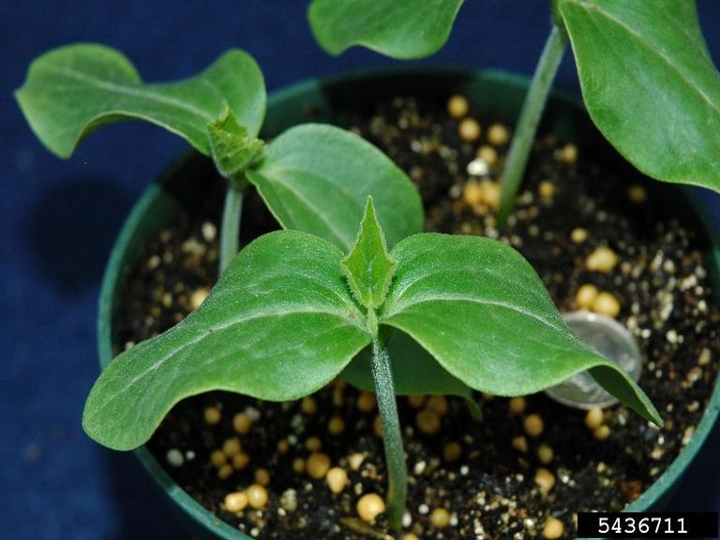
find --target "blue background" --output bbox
[2,2,720,538]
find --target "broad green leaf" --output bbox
[15,44,266,158]
[207,109,264,187]
[246,124,423,251]
[379,233,661,425]
[308,0,464,59]
[83,231,370,450]
[342,198,397,310]
[557,0,720,191]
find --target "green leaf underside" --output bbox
[246,124,423,251]
[558,0,720,192]
[83,231,370,451]
[342,199,397,310]
[379,233,661,425]
[341,331,474,401]
[207,109,264,185]
[15,44,266,158]
[308,0,464,59]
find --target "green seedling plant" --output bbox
[15,4,688,537]
[14,44,423,268]
[82,198,660,533]
[14,40,490,450]
[309,0,720,226]
[305,0,720,530]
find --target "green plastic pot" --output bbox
[98,68,720,539]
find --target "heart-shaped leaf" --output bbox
[83,231,370,451]
[246,124,423,251]
[557,0,720,192]
[308,0,464,59]
[15,44,266,157]
[380,233,661,425]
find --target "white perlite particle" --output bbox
[166,448,184,467]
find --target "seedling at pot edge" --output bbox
[14,44,423,270]
[82,199,661,533]
[309,0,720,225]
[305,0,720,529]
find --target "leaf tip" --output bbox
[82,393,143,452]
[341,197,397,310]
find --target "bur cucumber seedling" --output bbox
[81,199,660,533]
[14,44,424,269]
[17,0,712,535]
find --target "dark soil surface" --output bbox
[115,94,719,539]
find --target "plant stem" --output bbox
[497,23,568,228]
[371,336,407,535]
[219,184,244,273]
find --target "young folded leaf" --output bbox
[15,44,266,158]
[341,196,397,310]
[207,109,265,187]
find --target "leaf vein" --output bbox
[98,306,366,409]
[586,4,720,116]
[43,65,213,120]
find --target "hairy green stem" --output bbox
[371,336,407,534]
[497,23,568,228]
[219,184,244,273]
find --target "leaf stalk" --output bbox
[370,336,407,535]
[219,184,244,273]
[497,23,568,228]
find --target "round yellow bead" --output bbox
[306,452,331,479]
[356,493,385,524]
[326,467,349,494]
[524,413,544,438]
[447,94,470,119]
[430,507,451,529]
[543,517,564,539]
[245,484,269,509]
[459,118,481,142]
[487,123,510,146]
[223,491,248,513]
[232,412,253,435]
